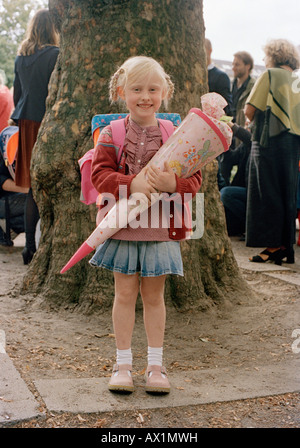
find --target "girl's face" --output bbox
[121,72,166,127]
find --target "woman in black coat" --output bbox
[11,9,59,264]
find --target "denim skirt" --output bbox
[89,239,183,277]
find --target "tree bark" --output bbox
[21,0,251,312]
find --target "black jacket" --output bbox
[11,46,59,123]
[208,66,232,116]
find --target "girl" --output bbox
[90,56,202,393]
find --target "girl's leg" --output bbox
[140,275,170,393]
[112,272,139,351]
[108,272,139,392]
[140,275,166,349]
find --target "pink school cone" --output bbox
[60,242,93,273]
[60,196,150,274]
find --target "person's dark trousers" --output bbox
[0,192,26,245]
[24,188,40,252]
[220,186,247,236]
[219,150,234,186]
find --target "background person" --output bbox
[244,39,300,265]
[10,9,59,264]
[0,73,14,133]
[205,38,232,115]
[219,51,255,185]
[0,149,28,246]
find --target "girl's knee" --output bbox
[114,273,139,306]
[115,288,138,307]
[140,276,165,307]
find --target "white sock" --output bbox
[116,348,132,365]
[147,346,163,366]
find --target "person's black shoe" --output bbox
[0,238,13,247]
[22,247,35,265]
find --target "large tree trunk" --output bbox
[21,0,251,312]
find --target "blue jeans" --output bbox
[220,186,247,236]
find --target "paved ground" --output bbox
[0,233,299,426]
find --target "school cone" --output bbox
[60,93,233,274]
[60,195,150,273]
[60,242,94,274]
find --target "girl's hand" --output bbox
[130,166,156,200]
[147,161,176,194]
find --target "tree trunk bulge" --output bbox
[21,0,252,312]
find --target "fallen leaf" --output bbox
[137,413,144,424]
[94,418,107,428]
[77,414,86,422]
[0,397,12,402]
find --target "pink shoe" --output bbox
[145,365,170,394]
[108,364,134,392]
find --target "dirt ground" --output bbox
[0,234,299,429]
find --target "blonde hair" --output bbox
[263,39,299,70]
[18,9,59,56]
[109,56,174,108]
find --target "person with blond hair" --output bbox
[245,39,300,265]
[11,9,59,264]
[90,56,202,394]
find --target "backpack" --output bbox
[0,126,19,246]
[79,113,181,205]
[0,126,19,180]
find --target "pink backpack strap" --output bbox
[111,118,126,164]
[157,118,175,142]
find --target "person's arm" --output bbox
[244,71,270,122]
[2,178,29,194]
[13,62,22,108]
[47,47,59,82]
[244,104,256,122]
[228,122,252,143]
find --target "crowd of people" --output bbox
[0,8,299,394]
[205,38,300,264]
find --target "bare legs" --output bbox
[112,272,139,350]
[140,275,166,348]
[113,272,166,350]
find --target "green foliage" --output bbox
[0,0,48,87]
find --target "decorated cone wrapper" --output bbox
[60,92,232,274]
